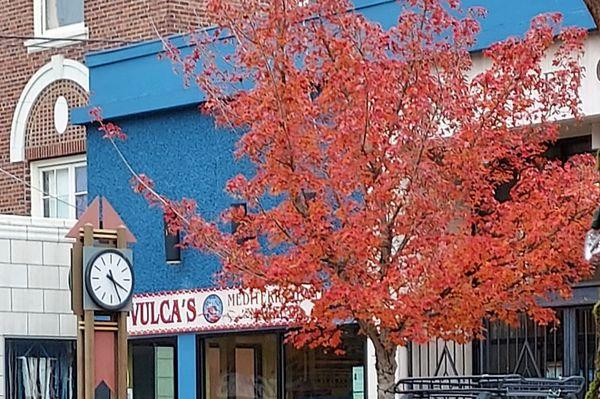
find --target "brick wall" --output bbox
[26,79,88,161]
[0,0,210,216]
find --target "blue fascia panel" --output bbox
[465,0,596,51]
[72,93,203,125]
[73,29,238,123]
[73,0,596,124]
[82,0,394,68]
[84,29,222,68]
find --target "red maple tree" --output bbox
[101,0,600,397]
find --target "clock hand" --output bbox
[107,270,128,291]
[106,271,122,302]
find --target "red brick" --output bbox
[0,1,210,215]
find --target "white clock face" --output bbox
[86,250,134,310]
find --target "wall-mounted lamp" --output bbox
[164,218,181,264]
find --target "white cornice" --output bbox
[0,214,76,242]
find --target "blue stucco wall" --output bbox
[88,106,246,293]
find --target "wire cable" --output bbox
[0,165,78,211]
[0,34,136,45]
[107,138,190,225]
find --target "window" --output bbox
[285,329,366,399]
[231,203,247,234]
[164,217,181,264]
[44,0,84,31]
[545,135,593,162]
[494,134,593,203]
[5,339,76,399]
[473,308,597,385]
[30,155,87,219]
[26,0,86,52]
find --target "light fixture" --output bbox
[164,218,181,264]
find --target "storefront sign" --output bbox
[127,287,311,336]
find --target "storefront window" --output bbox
[5,339,76,399]
[129,338,177,399]
[285,333,365,399]
[204,334,279,399]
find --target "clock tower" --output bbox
[67,197,136,399]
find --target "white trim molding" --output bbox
[24,26,89,53]
[25,0,87,53]
[30,154,87,219]
[10,55,89,163]
[0,214,76,242]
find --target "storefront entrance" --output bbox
[126,289,366,399]
[284,332,365,399]
[198,330,366,399]
[204,334,279,399]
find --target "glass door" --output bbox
[204,334,278,399]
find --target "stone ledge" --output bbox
[0,214,76,242]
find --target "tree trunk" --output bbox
[586,301,600,399]
[373,339,398,399]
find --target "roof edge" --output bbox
[83,0,395,68]
[583,0,600,27]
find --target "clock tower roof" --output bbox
[66,196,137,243]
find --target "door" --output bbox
[235,346,260,399]
[129,338,177,399]
[204,334,278,399]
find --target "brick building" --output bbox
[0,2,207,398]
[0,0,210,216]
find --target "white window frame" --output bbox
[25,0,87,53]
[30,154,87,220]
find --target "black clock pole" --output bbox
[116,225,129,399]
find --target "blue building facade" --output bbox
[88,107,240,293]
[73,1,598,398]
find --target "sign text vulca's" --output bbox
[127,287,312,335]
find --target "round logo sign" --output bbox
[203,294,223,323]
